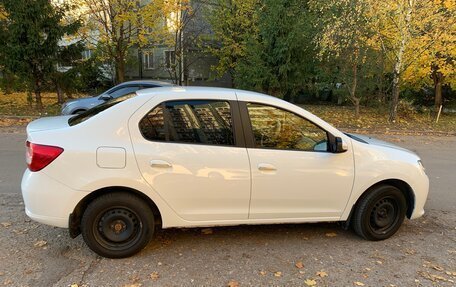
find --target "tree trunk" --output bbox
[34,78,43,110]
[389,71,400,122]
[432,68,444,111]
[56,81,64,104]
[353,97,360,119]
[115,57,125,84]
[388,0,413,122]
[348,51,359,118]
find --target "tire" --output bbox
[81,192,155,258]
[352,185,407,241]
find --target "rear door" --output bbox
[130,93,251,221]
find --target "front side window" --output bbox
[139,100,235,146]
[247,103,328,151]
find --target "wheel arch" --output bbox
[69,186,163,238]
[344,179,415,228]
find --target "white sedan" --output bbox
[21,87,429,258]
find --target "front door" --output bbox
[132,99,251,221]
[244,102,354,220]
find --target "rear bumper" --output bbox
[21,169,89,228]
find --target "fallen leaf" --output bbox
[325,232,337,237]
[123,284,141,287]
[446,271,456,276]
[354,282,365,286]
[150,272,159,280]
[376,260,383,265]
[432,265,444,271]
[70,284,79,287]
[259,271,267,276]
[274,272,282,277]
[34,240,47,248]
[417,271,448,282]
[316,271,328,277]
[201,228,213,235]
[295,261,304,269]
[1,222,11,228]
[304,279,316,286]
[227,280,239,287]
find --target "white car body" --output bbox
[22,87,429,237]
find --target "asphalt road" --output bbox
[1,131,455,211]
[0,130,455,287]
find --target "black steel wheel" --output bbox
[81,192,154,258]
[352,185,406,241]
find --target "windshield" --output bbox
[68,93,135,126]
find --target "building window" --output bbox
[143,51,154,70]
[164,50,176,69]
[82,50,92,60]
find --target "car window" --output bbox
[247,103,328,152]
[108,86,140,98]
[139,100,235,146]
[69,93,136,126]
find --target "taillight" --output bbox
[26,141,64,172]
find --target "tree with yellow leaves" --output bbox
[78,0,181,83]
[368,0,455,120]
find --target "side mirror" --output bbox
[99,94,112,101]
[329,135,348,153]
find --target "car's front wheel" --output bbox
[352,185,407,241]
[81,192,155,258]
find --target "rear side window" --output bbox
[69,93,135,126]
[139,100,235,146]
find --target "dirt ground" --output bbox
[0,129,455,287]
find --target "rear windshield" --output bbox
[68,93,135,126]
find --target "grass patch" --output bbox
[0,92,455,134]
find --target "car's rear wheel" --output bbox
[81,192,154,258]
[352,185,406,241]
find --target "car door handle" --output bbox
[258,163,277,171]
[150,160,172,168]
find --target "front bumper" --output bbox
[409,171,429,220]
[21,169,89,228]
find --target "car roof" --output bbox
[119,80,175,86]
[136,86,274,100]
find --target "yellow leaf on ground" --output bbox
[316,271,328,277]
[295,261,304,269]
[150,272,159,280]
[227,280,240,287]
[201,228,213,235]
[34,240,47,248]
[354,282,365,286]
[274,271,282,277]
[325,232,337,237]
[304,279,317,286]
